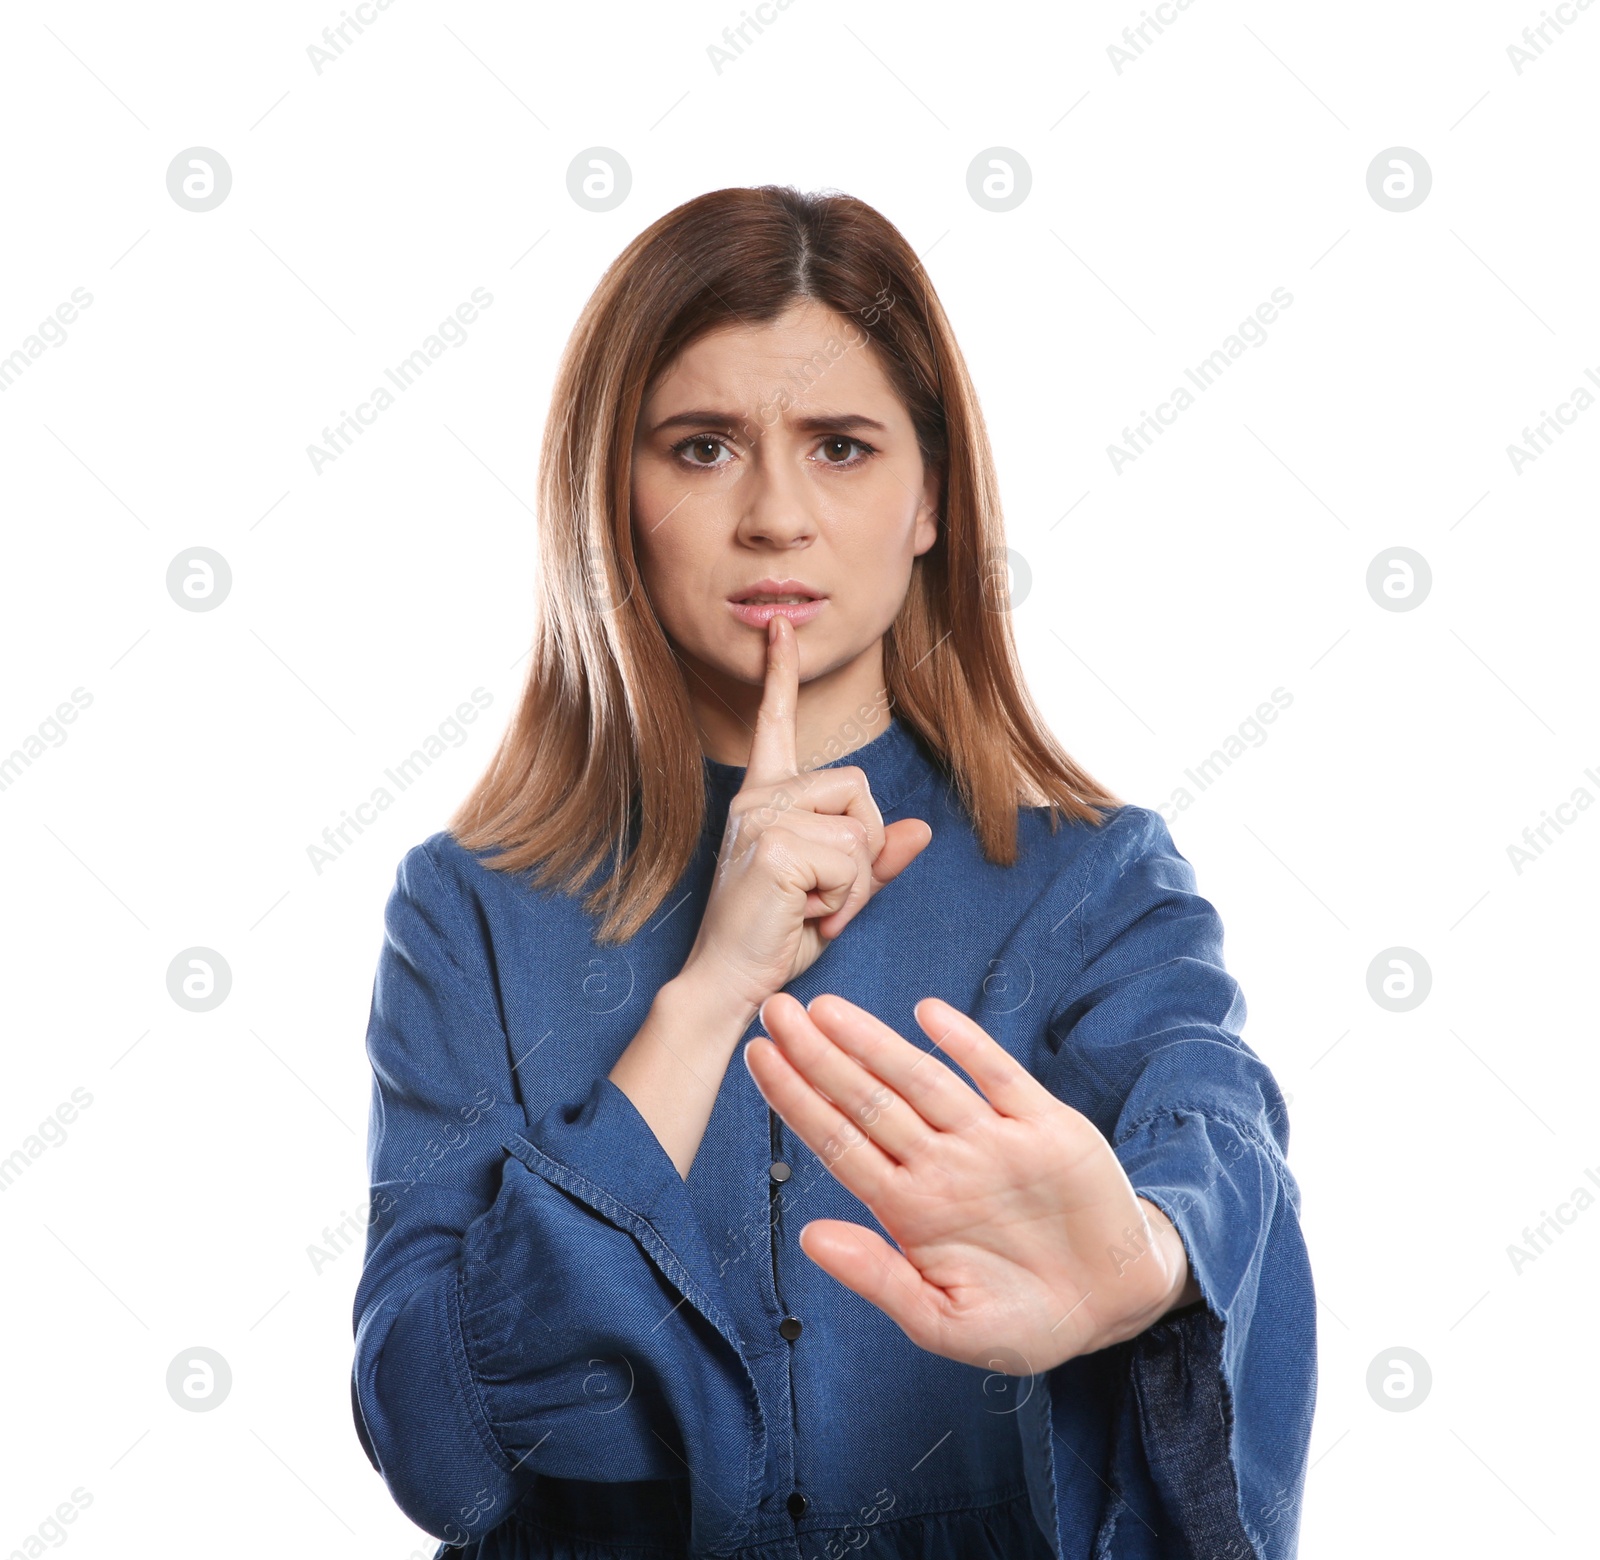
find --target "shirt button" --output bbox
[778,1315,803,1341]
[786,1492,809,1518]
[769,1161,791,1183]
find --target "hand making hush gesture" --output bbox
[743,993,1203,1373]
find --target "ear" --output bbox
[913,463,942,557]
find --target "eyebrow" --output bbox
[648,409,891,437]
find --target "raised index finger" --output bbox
[743,613,798,787]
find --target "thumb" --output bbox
[798,1220,944,1352]
[867,818,933,896]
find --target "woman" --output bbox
[350,184,1316,1560]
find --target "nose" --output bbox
[735,445,817,550]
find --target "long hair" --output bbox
[448,184,1121,945]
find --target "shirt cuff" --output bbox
[504,1073,745,1350]
[1117,1107,1316,1560]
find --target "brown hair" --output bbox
[448,184,1121,944]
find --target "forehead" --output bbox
[642,300,902,415]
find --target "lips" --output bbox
[729,578,826,604]
[726,578,828,628]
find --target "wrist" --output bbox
[657,964,763,1043]
[1138,1196,1202,1316]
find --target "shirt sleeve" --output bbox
[1019,806,1316,1560]
[350,840,765,1552]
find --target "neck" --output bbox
[682,638,892,770]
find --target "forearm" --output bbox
[607,969,758,1178]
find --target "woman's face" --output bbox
[630,299,939,707]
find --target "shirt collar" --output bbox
[701,712,933,815]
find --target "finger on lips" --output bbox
[743,613,800,787]
[740,611,887,857]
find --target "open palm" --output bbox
[744,992,1198,1375]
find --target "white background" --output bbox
[1,1,1594,1555]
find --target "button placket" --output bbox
[767,1104,805,1524]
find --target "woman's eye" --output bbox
[814,436,874,466]
[671,433,874,468]
[675,436,732,467]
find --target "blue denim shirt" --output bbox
[351,715,1316,1559]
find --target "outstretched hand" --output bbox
[743,993,1201,1374]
